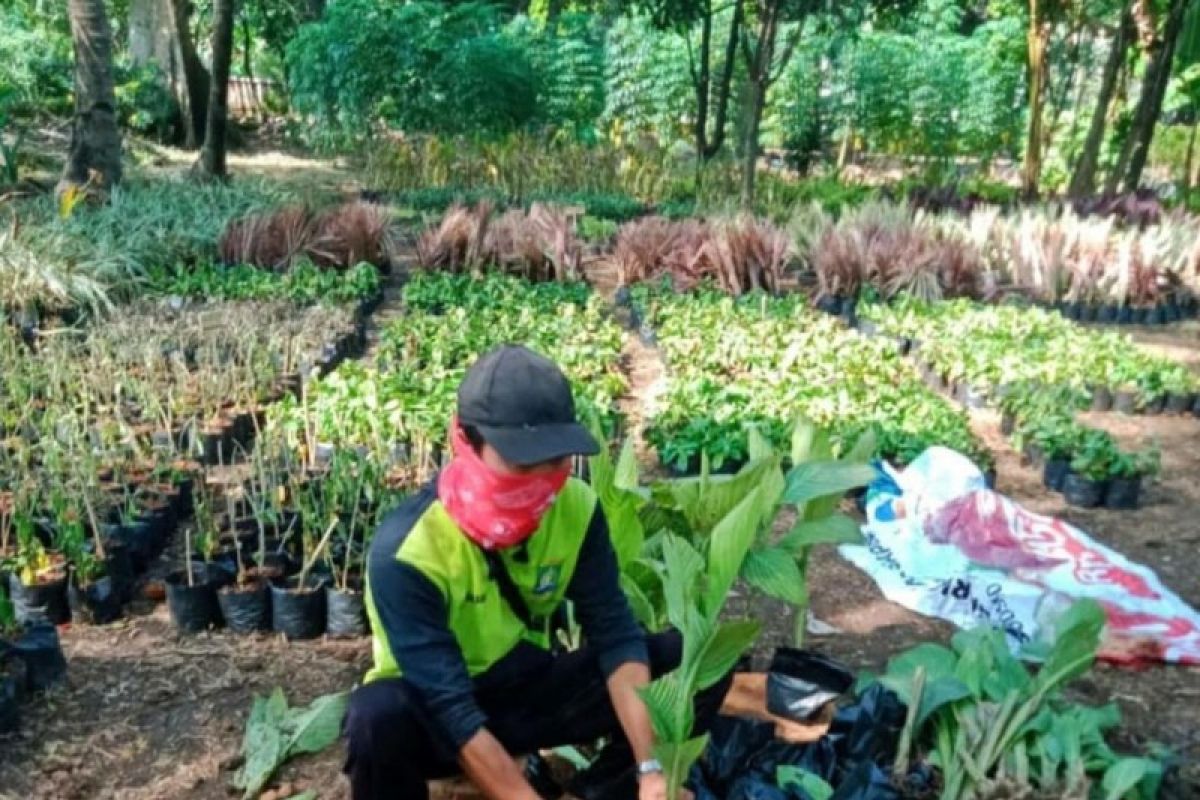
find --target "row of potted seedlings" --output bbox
[1000,387,1160,510]
[854,298,1200,422]
[164,447,401,640]
[0,456,196,627]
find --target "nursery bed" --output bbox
[2,274,1200,799]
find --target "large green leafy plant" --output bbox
[632,419,875,795]
[878,600,1163,800]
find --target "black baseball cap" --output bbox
[457,345,600,466]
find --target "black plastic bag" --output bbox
[829,762,898,800]
[67,575,122,625]
[832,683,906,767]
[326,586,367,638]
[165,566,223,633]
[270,576,326,640]
[4,622,67,692]
[7,572,70,626]
[767,649,853,722]
[0,671,19,734]
[218,581,271,633]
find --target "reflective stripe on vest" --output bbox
[364,477,596,682]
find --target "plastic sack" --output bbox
[326,587,368,638]
[2,622,67,692]
[67,575,122,625]
[218,581,271,633]
[766,649,853,722]
[7,572,70,626]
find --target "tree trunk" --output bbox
[1123,0,1192,190]
[694,5,713,160]
[703,0,743,160]
[740,79,766,207]
[198,0,235,179]
[1184,119,1199,188]
[1023,0,1050,198]
[60,0,123,192]
[169,0,210,149]
[1070,11,1132,197]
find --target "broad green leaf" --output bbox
[614,436,640,492]
[655,735,710,794]
[1036,599,1104,693]
[740,547,807,606]
[783,460,876,506]
[879,672,970,729]
[1102,757,1163,800]
[639,673,694,744]
[665,457,781,536]
[286,792,317,800]
[695,620,761,690]
[885,643,960,684]
[662,534,704,631]
[285,691,349,755]
[235,691,288,798]
[790,416,831,465]
[843,428,878,464]
[747,424,775,461]
[607,496,645,571]
[704,484,768,618]
[777,765,834,800]
[779,513,863,550]
[620,573,660,632]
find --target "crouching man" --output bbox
[344,345,728,800]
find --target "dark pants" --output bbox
[343,630,730,800]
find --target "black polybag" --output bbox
[166,568,223,633]
[767,649,854,722]
[217,581,271,633]
[0,671,19,734]
[688,683,910,800]
[68,575,123,625]
[326,586,367,638]
[2,622,67,692]
[7,572,70,626]
[270,578,327,640]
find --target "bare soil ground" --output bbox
[2,243,1199,796]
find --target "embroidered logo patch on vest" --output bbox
[533,563,563,596]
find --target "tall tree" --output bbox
[643,0,745,164]
[1120,0,1194,189]
[60,0,123,193]
[1070,6,1134,197]
[170,0,211,148]
[1023,0,1056,197]
[739,0,817,206]
[199,0,236,178]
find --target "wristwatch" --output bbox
[636,759,664,778]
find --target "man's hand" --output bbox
[458,728,541,800]
[638,772,693,800]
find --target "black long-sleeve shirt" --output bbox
[366,482,648,748]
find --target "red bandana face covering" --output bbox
[437,418,572,550]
